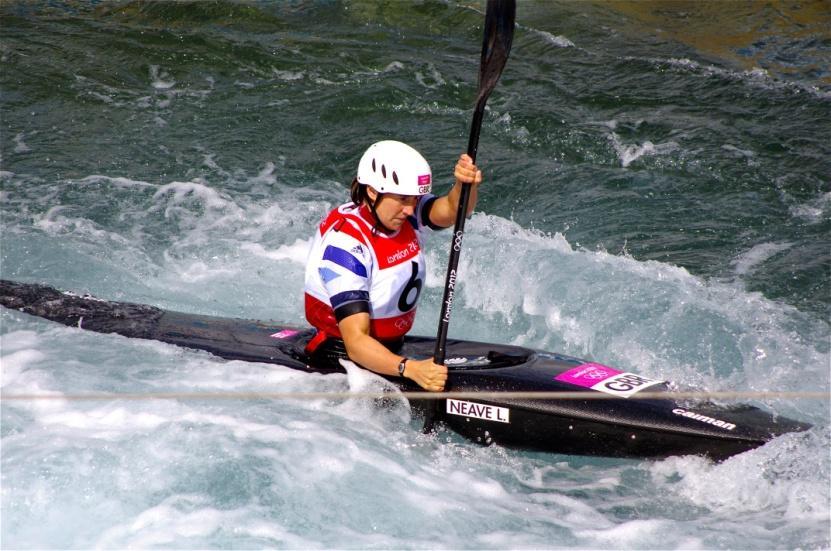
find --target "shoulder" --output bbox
[318,203,371,243]
[411,193,442,231]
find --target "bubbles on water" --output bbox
[607,132,680,168]
[391,99,465,118]
[414,63,447,90]
[494,112,532,146]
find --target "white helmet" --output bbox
[356,140,432,196]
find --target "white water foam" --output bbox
[731,242,793,276]
[392,99,466,117]
[529,28,575,48]
[494,111,532,146]
[71,66,212,113]
[513,19,576,49]
[383,61,404,72]
[649,429,830,547]
[789,191,831,224]
[240,238,311,265]
[95,494,321,549]
[608,132,680,167]
[149,65,175,90]
[13,132,31,153]
[271,68,304,81]
[151,180,240,215]
[3,165,828,549]
[651,57,831,100]
[1,272,827,550]
[721,144,755,158]
[0,348,47,390]
[34,205,136,249]
[78,175,155,189]
[5,160,828,409]
[422,213,829,409]
[415,63,447,89]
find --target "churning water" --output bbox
[1,1,829,548]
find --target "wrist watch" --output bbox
[398,357,408,377]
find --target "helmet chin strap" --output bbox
[366,191,394,234]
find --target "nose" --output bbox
[401,196,418,216]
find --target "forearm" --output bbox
[342,331,403,377]
[337,313,447,391]
[428,153,483,228]
[444,179,479,219]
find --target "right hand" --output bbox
[404,358,447,392]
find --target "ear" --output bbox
[366,186,379,203]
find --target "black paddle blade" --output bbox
[476,0,516,107]
[466,0,516,160]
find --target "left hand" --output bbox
[403,357,447,392]
[454,154,483,186]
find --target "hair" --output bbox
[349,178,368,207]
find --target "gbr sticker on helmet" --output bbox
[555,362,664,398]
[418,174,431,194]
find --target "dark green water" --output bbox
[1,2,829,548]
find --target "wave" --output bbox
[645,57,831,100]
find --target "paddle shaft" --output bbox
[423,0,515,433]
[433,103,486,364]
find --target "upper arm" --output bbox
[338,311,371,353]
[420,194,451,230]
[427,197,453,229]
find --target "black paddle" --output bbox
[423,0,516,433]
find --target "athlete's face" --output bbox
[367,189,418,231]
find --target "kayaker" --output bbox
[303,140,482,391]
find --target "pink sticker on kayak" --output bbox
[555,362,664,398]
[555,362,621,388]
[270,329,300,339]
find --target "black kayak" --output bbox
[0,279,811,461]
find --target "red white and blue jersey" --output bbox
[304,197,437,349]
